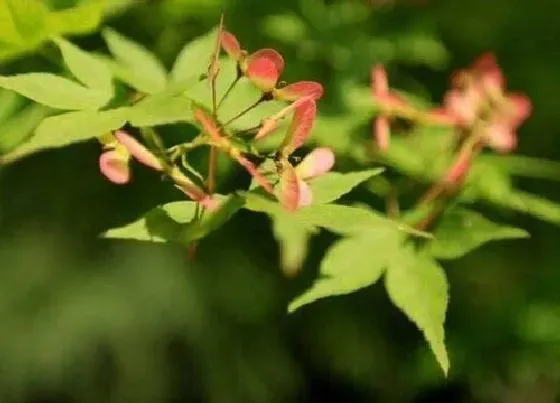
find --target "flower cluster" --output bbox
[442,53,532,153]
[98,20,332,213]
[371,54,532,154]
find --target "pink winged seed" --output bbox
[246,57,281,92]
[281,98,317,155]
[114,130,163,171]
[374,115,390,150]
[99,150,130,184]
[278,164,301,212]
[295,147,335,179]
[221,31,242,60]
[274,81,324,101]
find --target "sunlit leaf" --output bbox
[11,107,128,158]
[272,213,317,277]
[47,0,107,36]
[0,73,110,110]
[5,0,48,43]
[0,103,51,154]
[102,28,167,94]
[54,37,113,93]
[170,27,217,84]
[307,168,384,204]
[178,194,244,243]
[428,208,529,260]
[385,247,449,375]
[288,227,403,312]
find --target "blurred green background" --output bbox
[0,0,560,402]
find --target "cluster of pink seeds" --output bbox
[99,23,334,213]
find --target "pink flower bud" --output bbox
[114,130,163,171]
[245,49,285,92]
[99,150,130,184]
[295,147,335,179]
[273,81,324,101]
[280,98,317,155]
[221,31,242,60]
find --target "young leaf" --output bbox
[0,104,51,154]
[104,215,166,242]
[47,0,106,36]
[307,168,384,205]
[428,208,529,260]
[491,190,560,226]
[272,213,317,276]
[102,28,167,94]
[5,0,48,42]
[0,73,110,110]
[13,108,128,158]
[288,227,404,312]
[128,94,193,127]
[103,201,198,242]
[178,194,244,243]
[243,192,429,238]
[53,37,113,93]
[170,27,218,84]
[479,155,560,182]
[385,247,449,375]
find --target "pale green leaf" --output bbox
[0,73,110,110]
[308,168,384,204]
[178,194,244,243]
[5,0,48,43]
[243,192,430,238]
[47,0,106,36]
[54,37,113,93]
[429,208,529,260]
[102,28,167,94]
[492,190,560,226]
[11,107,127,158]
[0,1,24,45]
[272,213,317,276]
[103,201,198,242]
[104,217,166,242]
[0,104,51,154]
[288,228,403,312]
[170,27,217,84]
[128,94,193,127]
[479,155,560,182]
[385,247,449,375]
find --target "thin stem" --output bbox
[207,146,217,193]
[222,97,265,127]
[217,76,240,109]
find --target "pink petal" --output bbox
[485,120,517,153]
[221,31,242,60]
[507,93,532,127]
[248,49,284,75]
[295,147,335,179]
[274,81,324,101]
[443,88,480,126]
[235,154,274,194]
[374,116,390,150]
[246,57,281,92]
[371,64,389,98]
[278,164,300,212]
[99,150,130,184]
[280,98,317,155]
[473,52,505,90]
[297,180,313,208]
[114,130,163,171]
